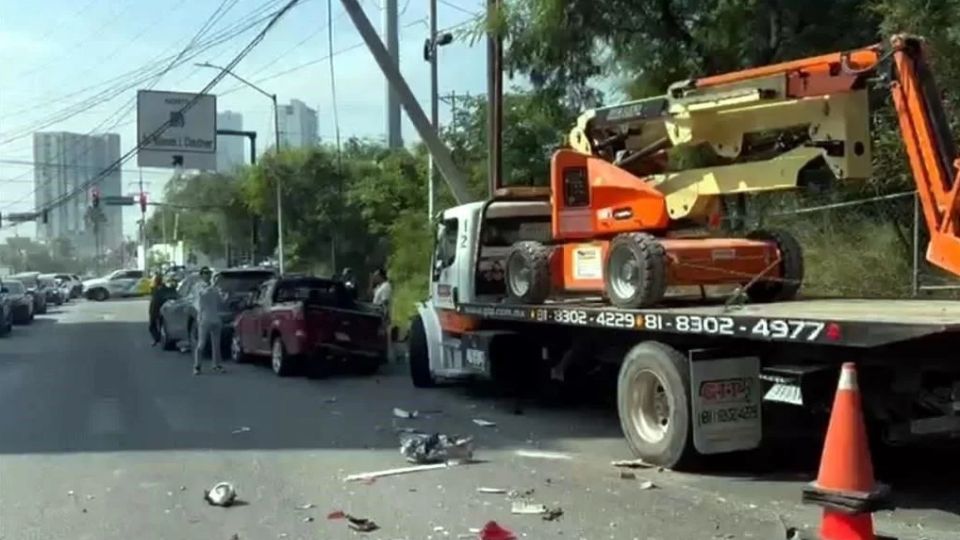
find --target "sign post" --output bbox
[137,90,217,170]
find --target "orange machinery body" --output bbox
[547,148,785,293]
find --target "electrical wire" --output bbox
[0,0,303,221]
[2,0,305,229]
[438,0,481,17]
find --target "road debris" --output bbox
[328,510,346,519]
[611,458,655,468]
[327,510,380,532]
[472,418,497,427]
[619,471,636,480]
[507,488,535,499]
[343,463,457,483]
[399,431,474,464]
[393,407,418,419]
[203,482,237,507]
[514,449,572,460]
[323,397,338,403]
[542,507,564,521]
[638,480,657,490]
[478,521,517,540]
[297,503,315,510]
[302,516,314,523]
[231,426,251,434]
[511,501,547,515]
[476,487,507,494]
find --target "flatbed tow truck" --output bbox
[337,2,960,471]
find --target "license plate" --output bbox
[466,348,486,368]
[334,331,350,342]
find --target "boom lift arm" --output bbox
[888,34,960,277]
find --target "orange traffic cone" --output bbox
[802,362,892,540]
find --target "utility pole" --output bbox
[487,0,503,196]
[428,0,438,220]
[383,0,402,148]
[138,167,146,270]
[340,0,472,204]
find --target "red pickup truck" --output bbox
[230,275,388,377]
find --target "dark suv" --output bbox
[10,272,47,315]
[0,280,14,336]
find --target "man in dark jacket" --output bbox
[149,273,178,346]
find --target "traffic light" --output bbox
[139,192,147,213]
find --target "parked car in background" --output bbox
[2,279,34,324]
[38,275,64,306]
[158,267,278,355]
[232,275,387,377]
[0,280,14,336]
[11,272,47,315]
[82,269,148,301]
[53,274,83,299]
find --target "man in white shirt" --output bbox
[370,268,393,362]
[193,267,226,375]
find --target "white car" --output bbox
[82,269,150,301]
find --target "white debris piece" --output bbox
[515,450,573,460]
[472,419,497,427]
[393,407,418,419]
[511,501,548,515]
[343,463,454,483]
[476,487,508,494]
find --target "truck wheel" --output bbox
[506,241,552,304]
[745,229,803,303]
[605,233,667,308]
[271,337,295,377]
[408,315,436,388]
[617,341,696,470]
[88,288,109,302]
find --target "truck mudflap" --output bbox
[689,349,763,455]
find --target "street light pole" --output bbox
[195,61,285,273]
[424,3,452,222]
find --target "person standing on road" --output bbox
[370,267,394,362]
[193,266,227,375]
[148,273,177,346]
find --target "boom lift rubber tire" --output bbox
[506,241,553,304]
[744,229,804,303]
[617,341,696,470]
[409,314,436,388]
[604,233,668,309]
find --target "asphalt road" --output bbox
[0,299,958,539]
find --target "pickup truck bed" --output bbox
[457,298,960,348]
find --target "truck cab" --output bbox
[414,189,551,384]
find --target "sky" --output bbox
[0,0,490,242]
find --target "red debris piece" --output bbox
[479,521,517,540]
[327,510,346,520]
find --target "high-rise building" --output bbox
[33,132,123,257]
[216,111,245,172]
[277,99,318,149]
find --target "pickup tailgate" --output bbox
[304,303,385,357]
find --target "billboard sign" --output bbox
[137,90,217,170]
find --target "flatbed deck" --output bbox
[457,298,960,347]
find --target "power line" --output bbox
[0,0,305,232]
[438,0,480,16]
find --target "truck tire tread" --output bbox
[506,241,553,304]
[605,233,667,308]
[745,229,804,303]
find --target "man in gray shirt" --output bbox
[193,267,227,375]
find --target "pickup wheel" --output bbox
[271,337,296,377]
[88,288,109,302]
[505,241,553,304]
[408,315,436,388]
[617,341,696,470]
[230,333,249,363]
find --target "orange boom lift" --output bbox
[504,35,960,308]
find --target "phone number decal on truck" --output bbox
[458,305,829,342]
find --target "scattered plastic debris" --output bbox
[511,501,545,514]
[472,418,497,427]
[476,487,507,494]
[347,515,379,532]
[399,431,474,464]
[507,488,535,499]
[611,458,655,468]
[203,482,237,507]
[478,521,517,540]
[327,510,346,520]
[179,486,187,491]
[231,426,251,434]
[67,490,75,496]
[433,525,446,532]
[393,407,418,419]
[297,503,316,510]
[303,516,314,523]
[638,480,657,490]
[619,471,636,480]
[343,463,453,483]
[542,507,564,521]
[514,450,572,460]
